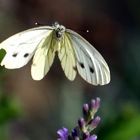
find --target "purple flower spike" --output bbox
[90,98,100,113]
[57,98,101,140]
[90,99,95,107]
[57,127,68,140]
[86,135,97,140]
[83,103,89,116]
[91,116,101,128]
[72,128,78,137]
[83,132,90,139]
[78,118,85,129]
[95,98,100,110]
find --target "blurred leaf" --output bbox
[0,124,9,140]
[104,115,140,140]
[0,95,22,124]
[99,102,140,140]
[0,49,6,63]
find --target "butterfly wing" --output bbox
[58,33,77,81]
[66,29,110,85]
[0,26,53,69]
[31,31,56,80]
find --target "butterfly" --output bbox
[0,22,110,85]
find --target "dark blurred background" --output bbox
[0,0,140,140]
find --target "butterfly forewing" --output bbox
[0,26,53,69]
[66,29,110,85]
[58,33,77,81]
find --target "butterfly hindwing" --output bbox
[58,33,77,81]
[31,31,56,80]
[0,26,53,69]
[66,29,110,85]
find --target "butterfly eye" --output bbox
[12,53,18,57]
[79,62,85,68]
[24,53,29,58]
[89,67,94,73]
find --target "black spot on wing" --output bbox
[79,62,84,68]
[12,53,18,57]
[24,53,29,58]
[89,67,94,73]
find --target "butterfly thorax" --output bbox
[53,22,65,40]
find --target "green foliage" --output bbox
[104,115,140,140]
[0,49,6,63]
[0,95,21,124]
[99,102,140,140]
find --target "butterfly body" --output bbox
[0,22,110,85]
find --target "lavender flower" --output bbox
[57,98,101,140]
[57,127,68,140]
[86,135,97,140]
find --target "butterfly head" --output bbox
[53,22,65,39]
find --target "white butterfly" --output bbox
[0,22,110,85]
